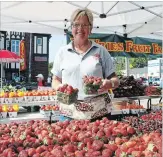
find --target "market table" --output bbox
[0,95,162,124]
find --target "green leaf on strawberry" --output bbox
[19,134,26,140]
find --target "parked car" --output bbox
[141,77,149,86]
[153,77,160,86]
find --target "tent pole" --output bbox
[125,57,130,76]
[1,62,2,91]
[28,33,32,82]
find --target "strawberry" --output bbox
[115,137,123,145]
[27,148,36,156]
[75,150,85,157]
[18,150,28,157]
[51,149,65,157]
[102,149,112,157]
[17,147,23,153]
[36,146,44,154]
[127,126,135,134]
[92,151,101,156]
[92,140,104,151]
[62,144,76,153]
[33,153,40,157]
[131,151,143,157]
[125,141,137,148]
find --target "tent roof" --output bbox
[0,1,162,38]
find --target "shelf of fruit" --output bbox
[122,110,162,134]
[0,112,50,124]
[0,89,56,106]
[0,117,162,157]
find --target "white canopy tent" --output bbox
[0,1,162,80]
[0,1,162,38]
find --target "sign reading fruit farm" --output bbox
[66,33,162,57]
[19,40,26,71]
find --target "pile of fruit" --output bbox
[0,117,162,157]
[0,104,19,118]
[56,84,78,104]
[40,105,59,111]
[0,89,56,103]
[123,110,162,134]
[113,76,146,98]
[145,86,161,96]
[83,76,102,95]
[121,103,145,110]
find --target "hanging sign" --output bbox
[19,40,26,71]
[67,33,162,55]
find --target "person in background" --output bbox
[51,8,119,121]
[35,74,45,87]
[47,75,52,87]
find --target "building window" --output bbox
[0,34,5,50]
[37,38,42,46]
[34,36,43,54]
[11,40,20,55]
[6,40,10,50]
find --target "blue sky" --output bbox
[49,34,67,63]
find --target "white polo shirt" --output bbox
[51,41,115,100]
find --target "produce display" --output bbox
[0,89,56,103]
[0,76,162,156]
[0,117,162,157]
[145,86,162,96]
[123,110,162,134]
[57,84,78,104]
[83,76,102,95]
[151,103,162,111]
[113,76,146,98]
[40,105,60,118]
[0,104,19,118]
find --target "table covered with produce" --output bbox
[0,75,162,157]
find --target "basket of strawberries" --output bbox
[83,76,102,95]
[56,84,78,104]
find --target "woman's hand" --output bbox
[98,79,112,93]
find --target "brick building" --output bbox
[0,31,51,82]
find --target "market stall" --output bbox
[0,2,162,156]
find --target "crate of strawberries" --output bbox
[83,76,102,95]
[56,84,78,104]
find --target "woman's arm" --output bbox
[106,72,120,89]
[98,72,120,93]
[52,76,62,90]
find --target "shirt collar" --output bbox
[67,40,98,52]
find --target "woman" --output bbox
[35,74,45,87]
[51,9,119,120]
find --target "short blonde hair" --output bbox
[70,9,93,29]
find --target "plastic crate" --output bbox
[57,91,78,104]
[0,112,7,118]
[8,112,17,118]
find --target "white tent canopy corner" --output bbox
[0,1,162,38]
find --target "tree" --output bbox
[129,57,148,69]
[113,57,126,76]
[48,62,53,75]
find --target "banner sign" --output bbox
[66,33,162,56]
[19,40,26,71]
[34,56,48,62]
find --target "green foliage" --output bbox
[114,57,125,76]
[48,62,53,75]
[129,57,148,69]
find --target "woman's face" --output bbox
[37,77,42,81]
[72,15,91,43]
